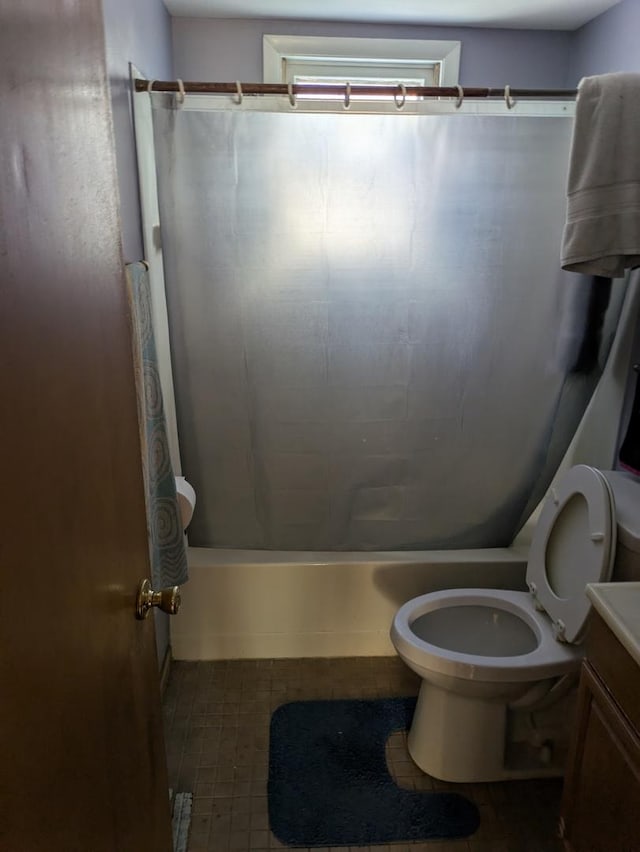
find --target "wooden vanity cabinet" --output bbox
[560,613,640,852]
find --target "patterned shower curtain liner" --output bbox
[126,261,188,587]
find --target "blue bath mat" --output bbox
[268,696,480,846]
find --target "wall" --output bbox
[102,0,173,263]
[172,17,571,88]
[102,0,174,667]
[568,0,640,83]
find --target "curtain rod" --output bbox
[134,79,577,100]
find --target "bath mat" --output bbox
[268,696,480,846]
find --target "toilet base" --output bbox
[407,680,567,783]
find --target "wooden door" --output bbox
[0,2,173,850]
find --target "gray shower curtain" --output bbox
[152,102,622,550]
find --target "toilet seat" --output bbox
[526,465,615,643]
[392,588,580,684]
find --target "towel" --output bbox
[561,72,640,278]
[126,261,189,588]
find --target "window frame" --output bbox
[263,34,461,89]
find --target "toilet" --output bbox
[390,464,640,783]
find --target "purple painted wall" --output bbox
[102,0,173,263]
[569,0,640,83]
[172,17,571,88]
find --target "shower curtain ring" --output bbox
[234,81,243,105]
[394,83,407,110]
[146,79,156,94]
[176,78,185,106]
[455,84,464,108]
[504,84,515,109]
[344,82,351,110]
[287,82,297,108]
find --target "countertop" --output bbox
[587,582,640,667]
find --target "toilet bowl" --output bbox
[390,464,618,783]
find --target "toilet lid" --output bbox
[526,465,616,644]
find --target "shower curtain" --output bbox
[151,101,623,550]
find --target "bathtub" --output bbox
[170,547,528,660]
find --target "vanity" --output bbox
[560,582,640,852]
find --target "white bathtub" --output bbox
[170,547,528,660]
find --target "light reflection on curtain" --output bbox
[152,105,622,550]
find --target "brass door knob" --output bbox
[135,578,181,620]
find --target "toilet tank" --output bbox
[602,471,640,581]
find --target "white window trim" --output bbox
[263,35,461,87]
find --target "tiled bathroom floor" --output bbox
[162,658,565,852]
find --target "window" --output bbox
[263,35,461,97]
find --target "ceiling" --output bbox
[164,0,623,31]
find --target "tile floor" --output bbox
[162,657,565,852]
